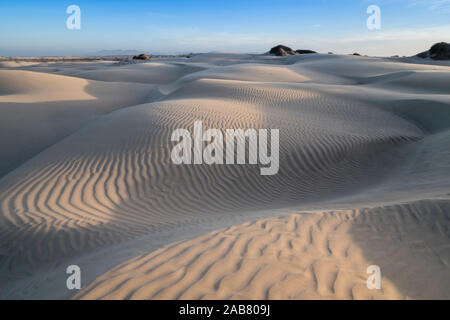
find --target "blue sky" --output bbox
[0,0,449,56]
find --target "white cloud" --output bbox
[316,24,450,56]
[403,0,450,11]
[147,24,450,56]
[338,24,450,42]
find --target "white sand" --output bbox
[0,54,449,299]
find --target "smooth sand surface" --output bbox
[0,54,449,299]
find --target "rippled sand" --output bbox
[0,53,449,299]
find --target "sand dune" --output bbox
[76,200,450,300]
[0,54,449,299]
[0,70,98,102]
[64,62,205,85]
[0,69,155,178]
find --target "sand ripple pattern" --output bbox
[1,55,448,299]
[76,200,450,300]
[0,78,424,274]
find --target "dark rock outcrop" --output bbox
[269,45,297,56]
[417,42,450,60]
[295,49,317,54]
[429,42,450,60]
[417,51,429,59]
[132,53,151,60]
[269,45,318,56]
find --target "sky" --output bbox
[0,0,449,56]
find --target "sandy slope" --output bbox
[0,54,449,299]
[76,200,450,300]
[0,69,159,178]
